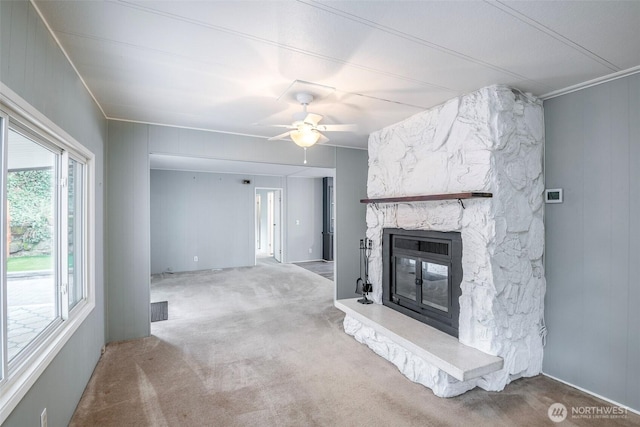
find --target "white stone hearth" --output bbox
[336,298,503,397]
[342,85,545,397]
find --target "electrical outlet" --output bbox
[193,256,198,262]
[41,408,47,427]
[308,248,312,254]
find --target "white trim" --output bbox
[29,0,106,119]
[0,84,94,161]
[0,110,8,388]
[542,372,640,416]
[540,66,640,100]
[110,117,368,151]
[289,258,326,264]
[60,151,70,320]
[109,117,269,140]
[488,1,619,73]
[254,187,285,265]
[0,84,97,425]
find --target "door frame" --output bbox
[254,187,283,265]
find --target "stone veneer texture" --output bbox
[346,85,545,397]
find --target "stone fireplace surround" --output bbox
[336,85,545,397]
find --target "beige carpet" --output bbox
[71,264,638,426]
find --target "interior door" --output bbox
[273,189,282,262]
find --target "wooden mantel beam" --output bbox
[360,192,493,204]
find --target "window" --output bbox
[68,158,85,311]
[0,89,95,423]
[6,128,60,363]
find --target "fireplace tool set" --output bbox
[356,238,374,304]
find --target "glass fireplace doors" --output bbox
[382,229,462,337]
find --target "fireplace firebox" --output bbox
[382,229,462,337]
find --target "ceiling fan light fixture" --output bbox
[290,128,320,147]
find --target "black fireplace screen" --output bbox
[382,229,462,337]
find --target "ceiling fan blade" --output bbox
[268,131,292,141]
[317,133,330,144]
[304,113,323,126]
[317,124,358,132]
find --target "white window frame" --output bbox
[66,152,88,315]
[0,83,96,424]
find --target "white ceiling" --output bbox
[33,0,640,153]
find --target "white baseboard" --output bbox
[542,372,640,415]
[290,258,327,263]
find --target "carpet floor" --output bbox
[70,264,638,426]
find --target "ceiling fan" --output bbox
[267,92,357,149]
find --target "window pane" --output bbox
[395,257,417,301]
[68,159,84,309]
[6,129,58,361]
[421,262,449,312]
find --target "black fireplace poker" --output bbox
[357,238,374,304]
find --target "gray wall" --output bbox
[543,73,640,411]
[150,170,283,273]
[1,1,107,425]
[335,147,368,300]
[148,125,336,168]
[106,121,150,342]
[108,121,366,343]
[286,177,324,262]
[150,172,325,272]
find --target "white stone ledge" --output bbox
[335,298,503,382]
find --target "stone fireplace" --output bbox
[336,85,546,397]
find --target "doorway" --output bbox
[255,188,283,264]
